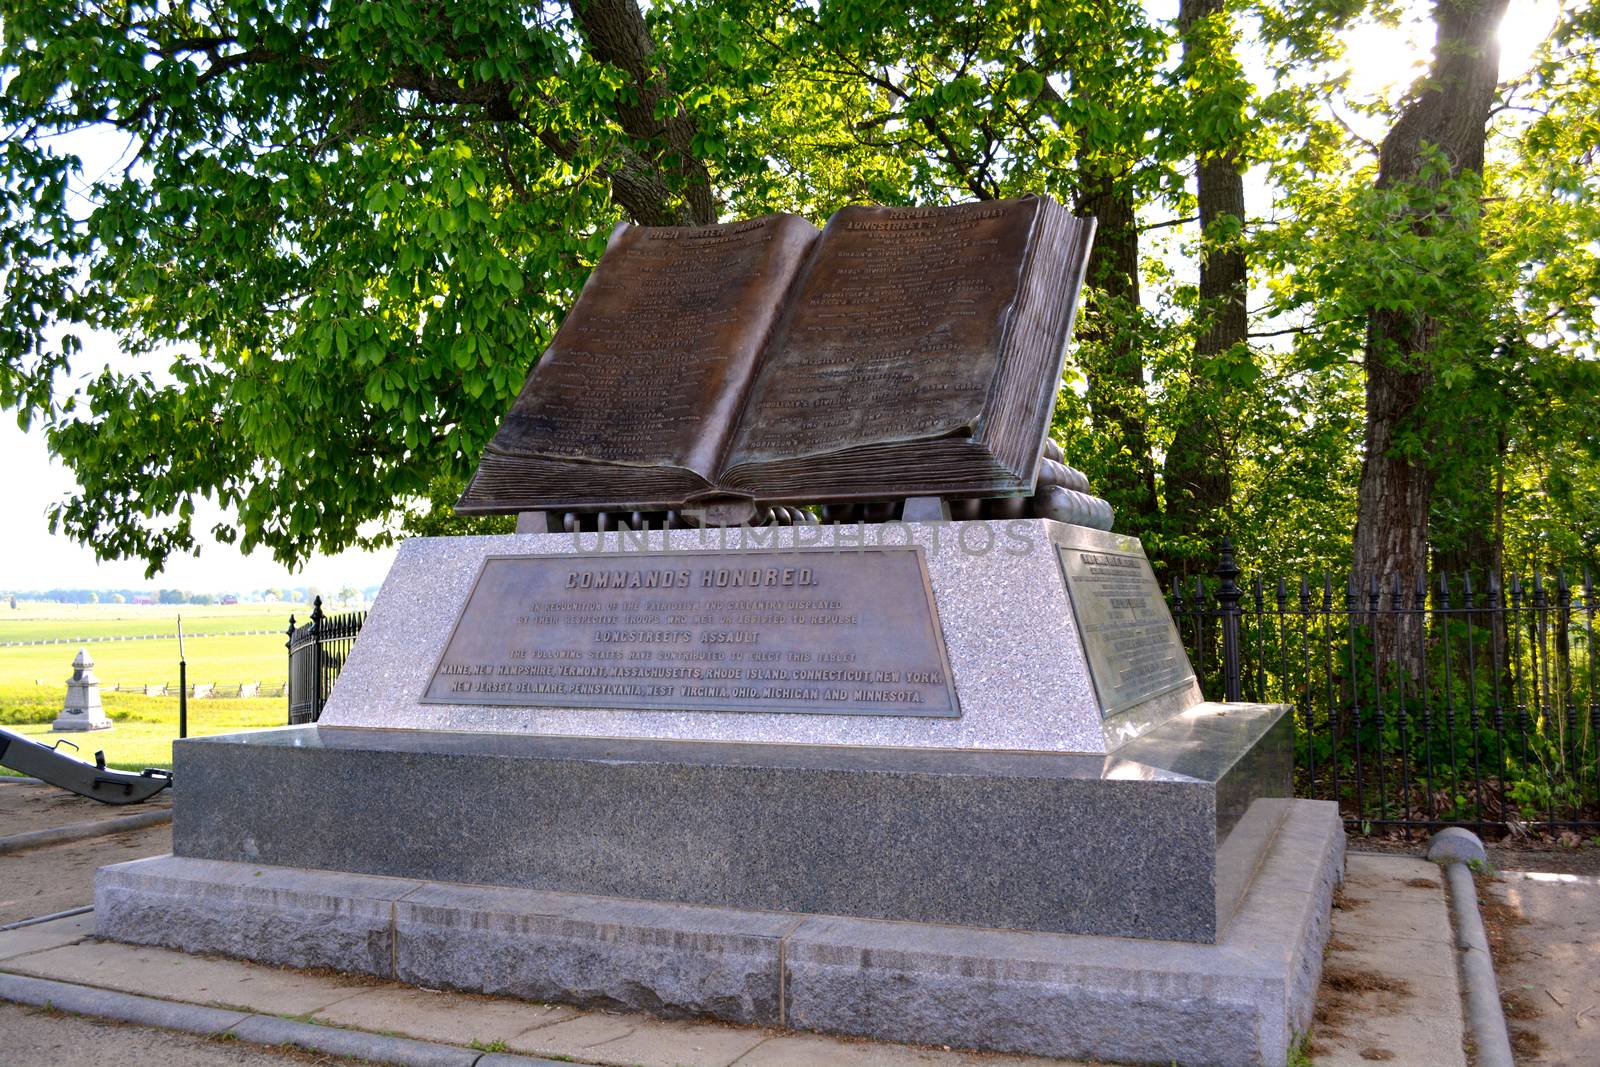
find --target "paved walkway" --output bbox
[1309,853,1467,1066]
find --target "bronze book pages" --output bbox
[455,195,1095,515]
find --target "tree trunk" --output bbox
[1352,0,1508,673]
[1163,0,1248,569]
[1073,167,1160,533]
[570,0,718,225]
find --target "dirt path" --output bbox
[0,823,171,925]
[0,780,172,836]
[1346,828,1600,877]
[1482,871,1600,1066]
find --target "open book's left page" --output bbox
[457,213,819,512]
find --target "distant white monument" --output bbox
[52,647,111,732]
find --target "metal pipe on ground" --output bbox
[0,808,172,856]
[1429,828,1515,1067]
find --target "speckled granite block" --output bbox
[94,854,414,976]
[168,702,1289,942]
[318,521,1201,754]
[781,799,1345,1066]
[392,881,796,1023]
[95,801,1343,1066]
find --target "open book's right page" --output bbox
[719,195,1094,501]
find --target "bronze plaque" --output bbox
[423,548,960,717]
[1056,545,1195,717]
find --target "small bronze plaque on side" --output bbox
[1057,544,1196,718]
[423,548,960,717]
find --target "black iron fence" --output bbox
[1171,541,1600,837]
[286,598,365,724]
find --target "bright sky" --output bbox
[0,411,396,594]
[0,2,1563,593]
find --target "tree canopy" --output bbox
[1,0,1597,580]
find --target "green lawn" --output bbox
[2,694,289,772]
[0,609,294,773]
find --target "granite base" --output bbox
[164,703,1289,943]
[96,799,1343,1067]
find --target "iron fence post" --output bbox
[311,597,325,723]
[285,614,296,725]
[1216,539,1243,702]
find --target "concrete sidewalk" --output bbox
[1309,853,1467,1066]
[0,854,1472,1067]
[0,912,1073,1067]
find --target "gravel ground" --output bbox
[0,1001,349,1066]
[1481,871,1600,1067]
[1346,832,1600,876]
[0,823,171,925]
[0,780,172,837]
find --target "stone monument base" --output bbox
[97,800,1341,1066]
[123,703,1287,943]
[49,713,111,732]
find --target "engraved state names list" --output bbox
[423,548,960,717]
[1056,545,1195,717]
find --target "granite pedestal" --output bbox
[98,800,1342,1065]
[314,521,1203,752]
[154,699,1283,942]
[95,520,1338,1064]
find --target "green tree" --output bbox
[1349,0,1510,602]
[4,0,1597,592]
[0,0,737,573]
[1159,0,1253,572]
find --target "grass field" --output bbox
[0,603,297,772]
[3,696,289,771]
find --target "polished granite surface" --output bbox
[172,705,1289,942]
[192,700,1280,782]
[316,522,1204,754]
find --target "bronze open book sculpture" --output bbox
[457,194,1099,523]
